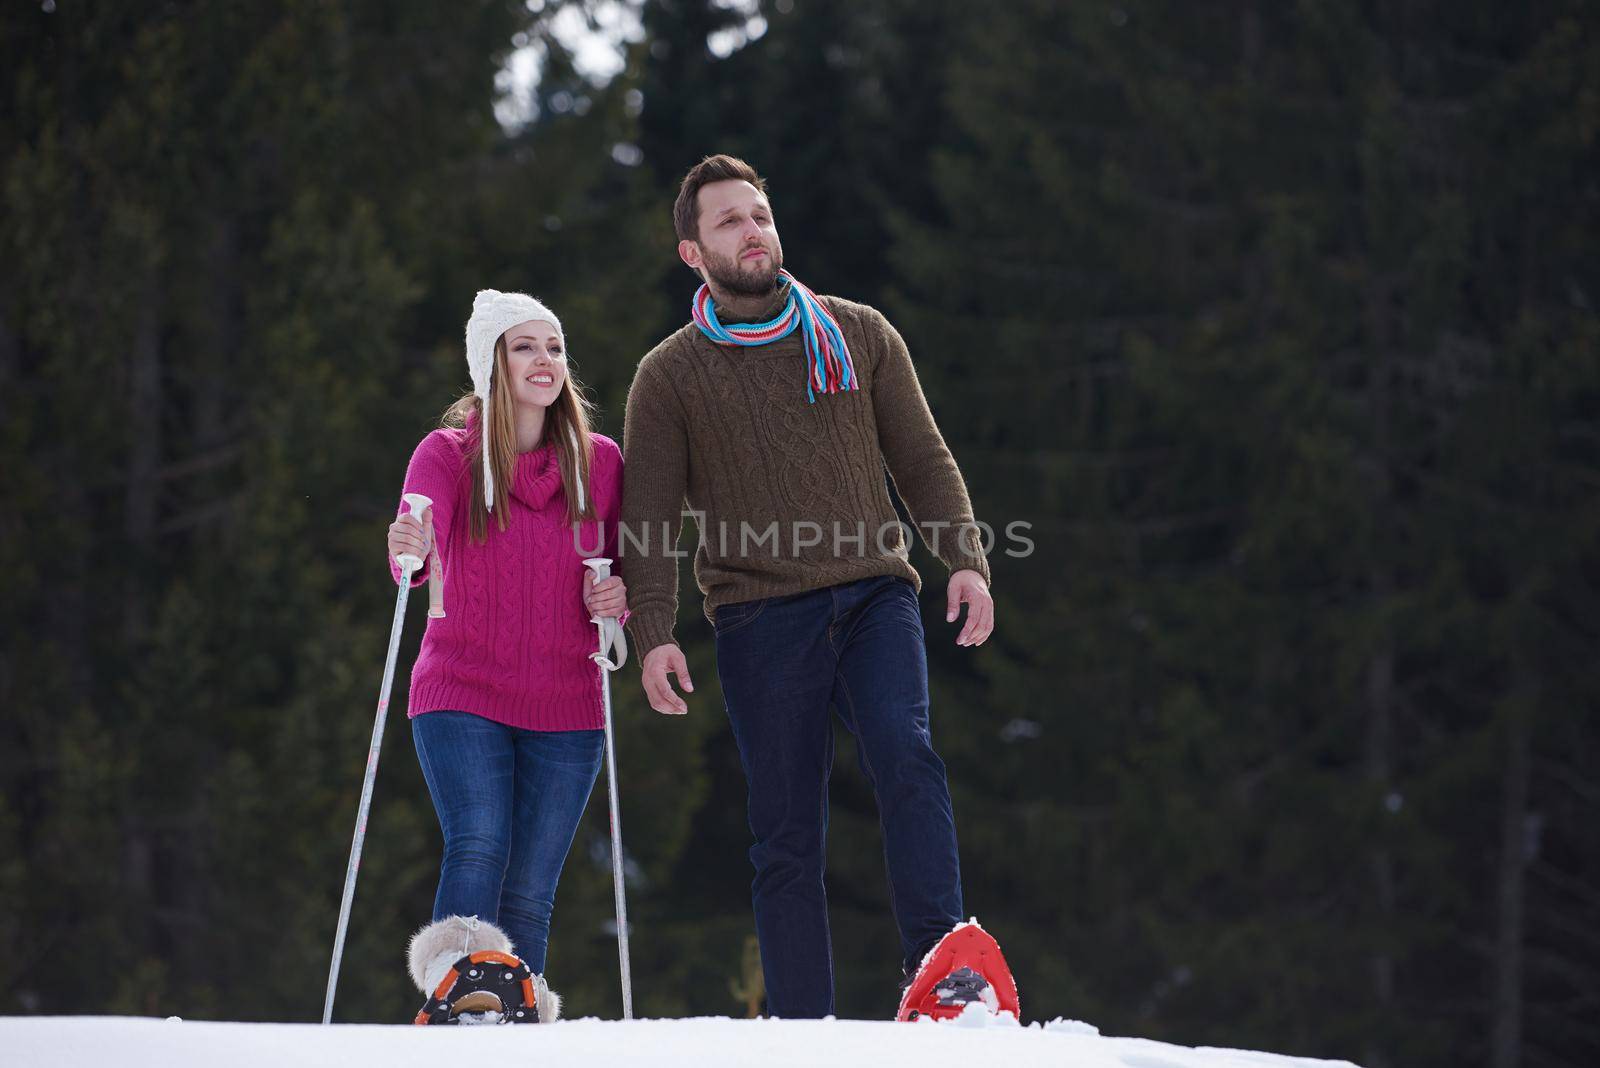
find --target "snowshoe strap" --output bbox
[413,951,538,1026]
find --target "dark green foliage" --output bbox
[887,2,1600,1065]
[1,3,1595,1066]
[0,0,667,1023]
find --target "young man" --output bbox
[621,155,995,1018]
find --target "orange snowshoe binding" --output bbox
[407,915,560,1025]
[414,949,541,1025]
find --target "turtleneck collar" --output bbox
[714,279,792,325]
[465,409,565,512]
[509,443,563,510]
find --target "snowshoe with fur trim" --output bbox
[407,916,561,1025]
[896,919,1020,1022]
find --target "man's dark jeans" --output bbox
[713,574,964,1018]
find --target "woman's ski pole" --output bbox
[584,557,633,1020]
[322,492,433,1025]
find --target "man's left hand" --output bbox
[946,569,993,648]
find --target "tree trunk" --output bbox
[124,271,163,627]
[1362,251,1399,1068]
[1365,633,1396,1068]
[1490,698,1529,1068]
[121,268,164,960]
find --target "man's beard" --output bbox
[701,242,783,297]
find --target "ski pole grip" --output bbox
[396,493,433,574]
[583,558,612,635]
[583,558,627,669]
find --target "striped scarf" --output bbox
[690,270,859,403]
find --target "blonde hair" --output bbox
[443,335,598,543]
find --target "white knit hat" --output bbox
[464,289,569,512]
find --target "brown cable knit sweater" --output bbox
[620,284,990,657]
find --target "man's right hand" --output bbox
[641,643,694,715]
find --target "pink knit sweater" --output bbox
[389,423,623,732]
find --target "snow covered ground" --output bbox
[3,1012,1361,1068]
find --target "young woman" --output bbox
[388,290,627,1023]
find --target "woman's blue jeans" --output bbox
[713,575,965,1018]
[411,710,603,975]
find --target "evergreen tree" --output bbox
[0,0,672,1020]
[890,2,1599,1065]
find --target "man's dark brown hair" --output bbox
[673,154,769,243]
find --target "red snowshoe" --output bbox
[896,919,1020,1022]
